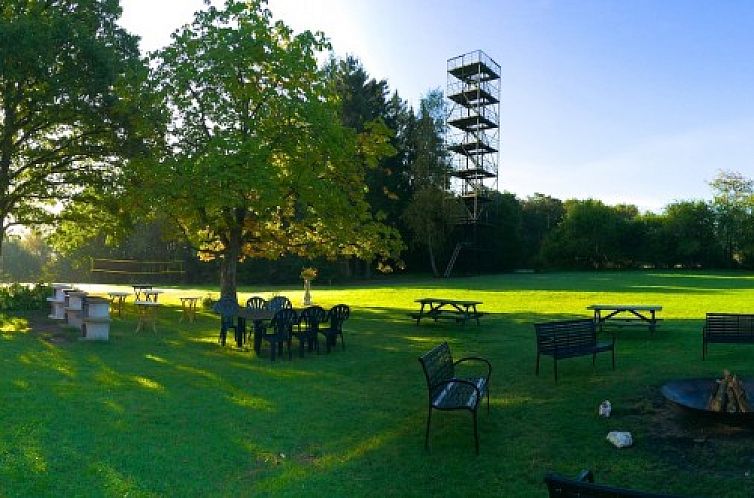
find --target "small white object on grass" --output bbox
[598,400,612,417]
[606,431,633,448]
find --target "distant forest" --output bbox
[3,56,753,284]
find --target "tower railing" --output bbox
[448,105,499,128]
[447,50,501,80]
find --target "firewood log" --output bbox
[731,376,750,413]
[726,385,737,413]
[707,380,724,411]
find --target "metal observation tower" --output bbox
[444,50,501,276]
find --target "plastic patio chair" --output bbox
[320,304,350,353]
[212,296,240,347]
[262,308,297,361]
[293,306,327,357]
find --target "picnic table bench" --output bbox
[411,297,483,327]
[587,304,663,334]
[702,312,754,359]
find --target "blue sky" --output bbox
[120,0,754,212]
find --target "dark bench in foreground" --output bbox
[418,342,491,454]
[545,470,687,497]
[535,318,615,381]
[703,312,754,359]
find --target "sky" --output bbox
[119,0,754,212]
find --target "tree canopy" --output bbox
[145,0,402,297]
[0,0,153,253]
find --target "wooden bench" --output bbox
[418,342,491,454]
[703,313,754,359]
[545,470,686,497]
[534,318,615,381]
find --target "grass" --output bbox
[2,271,754,496]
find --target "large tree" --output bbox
[324,56,412,277]
[661,200,720,268]
[520,193,564,268]
[401,90,459,276]
[542,199,633,269]
[148,0,401,299]
[0,0,152,253]
[709,170,754,266]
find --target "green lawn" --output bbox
[3,271,754,497]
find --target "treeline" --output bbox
[2,31,751,283]
[6,171,752,283]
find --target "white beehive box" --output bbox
[47,284,72,320]
[82,296,111,341]
[65,291,87,330]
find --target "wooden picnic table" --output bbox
[132,284,153,301]
[142,290,164,302]
[107,291,129,317]
[587,304,663,334]
[179,296,199,323]
[134,301,160,335]
[412,297,483,327]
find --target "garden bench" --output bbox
[418,342,491,454]
[545,470,685,497]
[534,318,615,381]
[702,312,754,359]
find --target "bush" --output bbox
[0,282,51,311]
[201,293,216,310]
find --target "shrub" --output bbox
[201,293,216,310]
[0,282,51,311]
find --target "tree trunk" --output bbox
[427,233,438,277]
[0,226,5,276]
[219,227,241,300]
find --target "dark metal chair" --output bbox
[246,296,267,310]
[212,296,240,347]
[262,308,297,361]
[294,306,326,357]
[320,304,349,353]
[243,296,268,344]
[418,342,491,454]
[268,296,292,313]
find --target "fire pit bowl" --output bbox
[661,378,754,417]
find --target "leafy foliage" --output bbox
[146,0,402,297]
[0,0,155,253]
[709,170,754,266]
[0,282,49,310]
[401,90,458,275]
